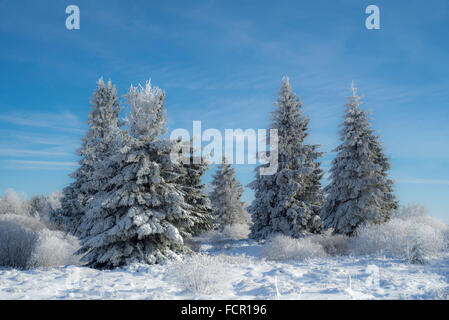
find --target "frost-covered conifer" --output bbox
[173,142,214,236]
[249,77,324,240]
[370,135,399,221]
[408,243,427,265]
[210,159,248,230]
[321,82,397,235]
[76,81,194,268]
[54,78,121,235]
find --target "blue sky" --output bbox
[0,0,448,222]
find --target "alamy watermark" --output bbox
[169,121,279,176]
[65,5,80,30]
[365,5,380,30]
[65,4,380,31]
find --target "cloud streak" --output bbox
[4,160,78,171]
[0,148,71,157]
[0,112,84,133]
[396,177,449,186]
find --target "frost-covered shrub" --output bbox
[0,190,29,216]
[169,254,229,295]
[30,230,80,268]
[0,221,38,269]
[408,243,427,265]
[0,214,80,269]
[0,190,76,269]
[0,189,63,230]
[220,223,251,240]
[46,191,63,211]
[188,223,250,251]
[209,223,250,242]
[309,233,350,256]
[0,214,46,231]
[211,253,253,265]
[350,211,449,259]
[394,203,429,220]
[29,191,63,225]
[261,234,327,261]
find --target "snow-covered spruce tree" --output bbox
[249,77,324,240]
[53,78,121,235]
[408,243,427,265]
[210,159,248,230]
[321,82,396,236]
[76,81,194,269]
[173,142,214,236]
[370,135,399,222]
[28,195,48,218]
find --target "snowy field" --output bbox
[1,240,448,300]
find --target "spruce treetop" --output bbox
[321,82,397,235]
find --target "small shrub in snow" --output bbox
[30,230,80,268]
[210,223,250,243]
[309,233,350,256]
[0,214,46,231]
[0,190,29,216]
[261,234,327,261]
[0,221,38,269]
[0,189,63,230]
[0,215,80,269]
[189,223,251,250]
[350,212,449,259]
[261,205,448,262]
[220,223,251,240]
[30,191,63,227]
[212,253,253,265]
[408,243,427,265]
[169,254,228,295]
[394,203,428,220]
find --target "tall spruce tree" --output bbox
[370,135,399,221]
[54,78,121,235]
[321,82,397,235]
[210,159,248,230]
[76,82,194,268]
[249,77,324,240]
[174,142,214,236]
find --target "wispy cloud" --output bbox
[0,148,71,157]
[4,160,78,171]
[9,133,78,146]
[396,177,449,186]
[0,112,84,133]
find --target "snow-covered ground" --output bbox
[1,240,448,300]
